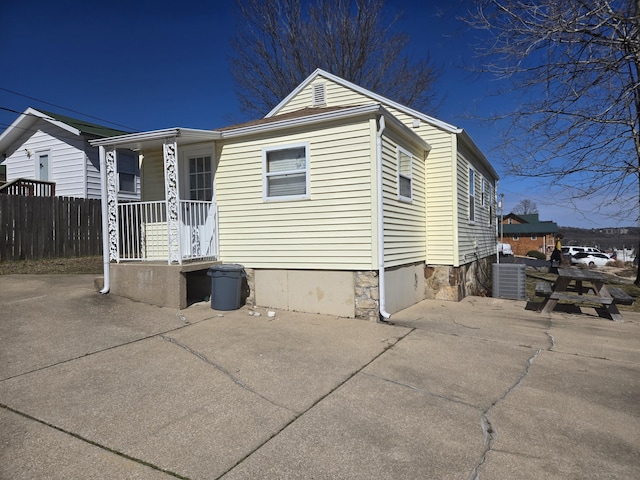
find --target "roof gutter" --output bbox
[98,145,110,294]
[89,128,221,147]
[376,115,391,321]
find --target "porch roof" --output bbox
[88,104,431,153]
[89,128,221,150]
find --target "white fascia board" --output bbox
[89,128,220,148]
[223,103,430,152]
[267,68,460,135]
[220,104,383,139]
[266,68,323,118]
[380,106,431,152]
[0,107,80,153]
[458,129,499,180]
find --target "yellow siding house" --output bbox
[91,69,499,320]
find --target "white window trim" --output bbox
[469,168,475,223]
[397,146,413,202]
[262,142,310,202]
[116,150,139,194]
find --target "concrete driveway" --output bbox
[1,275,639,479]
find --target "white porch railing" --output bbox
[117,200,218,263]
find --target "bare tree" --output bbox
[513,199,539,215]
[467,0,640,284]
[229,0,440,117]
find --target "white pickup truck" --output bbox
[498,243,513,255]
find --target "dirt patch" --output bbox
[0,257,103,275]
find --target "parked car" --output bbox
[570,252,612,267]
[498,243,513,255]
[562,246,611,257]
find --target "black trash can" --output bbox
[207,264,246,310]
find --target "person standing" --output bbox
[550,234,563,273]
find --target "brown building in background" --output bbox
[500,213,559,258]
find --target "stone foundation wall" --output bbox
[424,256,493,301]
[354,271,379,321]
[244,267,255,307]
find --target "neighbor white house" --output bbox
[0,108,140,200]
[90,69,499,320]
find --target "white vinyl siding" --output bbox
[3,118,139,200]
[4,120,86,197]
[215,119,376,270]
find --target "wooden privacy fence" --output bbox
[0,195,102,261]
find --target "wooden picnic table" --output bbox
[536,267,634,322]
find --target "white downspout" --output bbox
[98,145,110,294]
[376,115,391,320]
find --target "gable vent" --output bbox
[312,83,326,107]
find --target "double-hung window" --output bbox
[469,168,475,222]
[263,143,309,201]
[117,151,138,193]
[398,147,412,201]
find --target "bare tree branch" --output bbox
[229,0,441,117]
[466,0,640,282]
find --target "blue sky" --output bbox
[0,0,625,228]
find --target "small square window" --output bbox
[264,144,309,201]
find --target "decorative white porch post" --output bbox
[163,139,181,264]
[104,147,119,262]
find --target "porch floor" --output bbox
[109,260,221,309]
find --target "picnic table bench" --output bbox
[536,268,634,322]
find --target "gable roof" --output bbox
[267,69,459,133]
[0,107,131,155]
[267,69,498,180]
[91,104,431,153]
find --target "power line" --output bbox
[0,86,138,132]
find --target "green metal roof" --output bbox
[502,222,558,235]
[38,109,133,138]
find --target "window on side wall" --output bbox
[263,143,309,201]
[469,168,475,222]
[117,151,138,193]
[398,147,412,201]
[481,177,486,207]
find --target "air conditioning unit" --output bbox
[492,263,526,300]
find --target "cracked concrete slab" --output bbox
[0,408,174,480]
[479,351,640,479]
[362,328,541,408]
[164,309,409,413]
[220,372,483,480]
[2,276,639,479]
[0,275,189,380]
[0,335,294,480]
